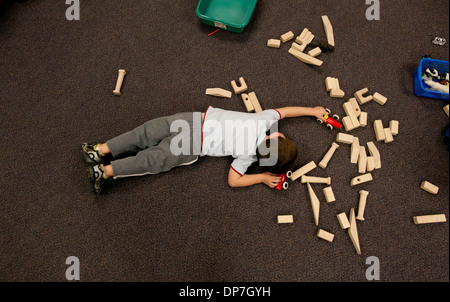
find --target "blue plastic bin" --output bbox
[414,58,449,101]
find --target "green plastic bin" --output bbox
[196,0,258,33]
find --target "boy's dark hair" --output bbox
[256,137,300,174]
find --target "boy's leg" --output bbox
[87,112,203,192]
[106,113,196,159]
[103,164,113,177]
[110,134,199,179]
[99,144,111,156]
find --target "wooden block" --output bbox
[366,156,375,172]
[308,47,322,57]
[356,190,369,221]
[230,77,248,94]
[321,15,335,46]
[319,142,340,169]
[323,186,336,203]
[326,78,344,97]
[348,208,361,254]
[373,120,386,141]
[205,88,232,98]
[280,31,295,43]
[358,146,367,174]
[295,28,315,52]
[277,215,294,224]
[349,98,361,117]
[333,78,340,89]
[336,212,350,229]
[384,128,394,143]
[413,214,447,225]
[349,137,359,165]
[444,105,449,117]
[336,132,354,144]
[306,183,320,226]
[290,42,304,52]
[113,69,127,96]
[354,87,373,105]
[325,77,335,91]
[248,92,262,112]
[317,229,334,242]
[350,173,373,186]
[330,88,345,98]
[341,116,355,131]
[367,141,381,169]
[359,111,368,127]
[301,175,331,185]
[241,93,255,113]
[390,120,399,136]
[343,102,360,128]
[420,181,439,195]
[267,39,281,48]
[288,47,323,66]
[373,92,387,105]
[291,161,317,181]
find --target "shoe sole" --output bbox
[87,166,102,194]
[81,144,102,165]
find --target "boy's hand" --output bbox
[313,106,329,122]
[261,172,282,188]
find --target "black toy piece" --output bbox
[308,40,335,52]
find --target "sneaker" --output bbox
[82,143,104,164]
[88,164,107,193]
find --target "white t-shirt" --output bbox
[201,106,281,175]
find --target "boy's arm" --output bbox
[276,106,328,120]
[228,167,282,188]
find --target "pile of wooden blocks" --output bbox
[334,133,380,185]
[276,137,373,254]
[323,79,400,145]
[277,97,448,254]
[267,15,448,254]
[275,87,398,254]
[329,85,395,140]
[205,77,263,113]
[267,15,335,67]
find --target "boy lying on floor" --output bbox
[82,106,327,193]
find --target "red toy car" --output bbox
[275,171,292,190]
[317,108,342,130]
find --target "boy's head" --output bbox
[256,133,300,174]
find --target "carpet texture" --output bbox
[0,0,448,282]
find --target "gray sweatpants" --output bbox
[107,112,203,179]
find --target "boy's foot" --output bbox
[88,164,108,193]
[82,143,105,164]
